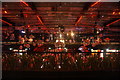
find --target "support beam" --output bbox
[75,3,92,26]
[26,2,47,29]
[75,1,101,26]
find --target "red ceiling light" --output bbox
[75,16,82,26]
[20,0,29,6]
[0,19,12,26]
[106,19,120,26]
[91,0,101,7]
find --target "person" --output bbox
[29,34,35,39]
[24,35,28,42]
[4,32,10,42]
[104,38,110,43]
[78,44,89,56]
[10,33,15,42]
[49,33,54,41]
[18,35,25,44]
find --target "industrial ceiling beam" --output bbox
[25,2,47,30]
[75,3,92,26]
[75,0,101,26]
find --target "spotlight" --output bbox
[41,65,44,68]
[9,48,13,50]
[21,30,25,33]
[64,47,67,49]
[106,49,109,52]
[58,65,61,69]
[49,47,51,49]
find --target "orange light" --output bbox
[0,19,12,26]
[4,11,7,13]
[112,12,115,14]
[119,12,120,14]
[106,19,120,26]
[75,16,82,26]
[20,0,29,6]
[28,25,30,27]
[91,0,101,7]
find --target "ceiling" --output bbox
[1,2,120,42]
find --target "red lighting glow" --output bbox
[4,11,8,14]
[0,19,12,26]
[112,12,115,14]
[28,25,30,27]
[20,0,29,6]
[106,19,120,26]
[37,15,44,26]
[24,14,28,17]
[75,16,82,26]
[91,0,101,7]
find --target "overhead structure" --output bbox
[2,2,120,42]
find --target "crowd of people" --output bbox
[2,30,106,53]
[2,29,111,44]
[2,52,120,71]
[2,30,116,72]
